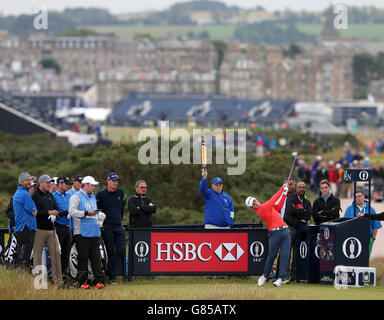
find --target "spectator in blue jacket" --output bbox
[13,172,37,269]
[344,189,382,258]
[53,176,73,275]
[199,169,234,229]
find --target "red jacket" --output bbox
[328,165,338,183]
[253,187,287,231]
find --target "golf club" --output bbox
[287,151,299,181]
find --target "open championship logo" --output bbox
[342,237,362,259]
[135,241,149,258]
[250,241,264,258]
[299,242,308,259]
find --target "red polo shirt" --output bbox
[253,187,288,231]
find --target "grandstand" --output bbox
[0,91,88,131]
[107,94,295,127]
[0,90,111,147]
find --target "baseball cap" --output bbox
[52,177,58,185]
[212,177,223,185]
[73,175,84,182]
[107,172,120,181]
[82,176,99,185]
[38,174,54,183]
[57,176,72,185]
[18,172,36,184]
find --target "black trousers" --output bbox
[54,223,72,274]
[14,227,35,269]
[74,235,105,285]
[102,224,126,280]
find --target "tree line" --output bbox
[2,4,384,36]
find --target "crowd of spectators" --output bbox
[295,149,384,200]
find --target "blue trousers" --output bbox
[263,227,291,281]
[102,224,126,280]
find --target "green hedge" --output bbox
[0,132,324,228]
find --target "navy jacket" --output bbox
[96,188,126,225]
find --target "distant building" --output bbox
[219,43,266,99]
[369,80,384,102]
[332,102,378,126]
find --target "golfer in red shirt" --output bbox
[246,184,291,287]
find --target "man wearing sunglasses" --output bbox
[128,180,157,228]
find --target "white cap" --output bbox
[245,196,257,208]
[316,155,322,161]
[81,176,99,185]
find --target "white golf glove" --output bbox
[97,211,106,228]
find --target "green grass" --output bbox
[296,23,384,40]
[105,125,244,143]
[1,258,383,300]
[87,23,384,42]
[86,24,237,40]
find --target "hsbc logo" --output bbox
[214,243,244,261]
[154,242,244,262]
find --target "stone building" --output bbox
[218,42,266,99]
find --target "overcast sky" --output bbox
[1,0,383,16]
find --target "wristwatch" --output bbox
[84,210,88,217]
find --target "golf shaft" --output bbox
[287,155,298,180]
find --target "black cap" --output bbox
[57,176,72,185]
[73,175,84,182]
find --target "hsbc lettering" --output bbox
[155,242,212,262]
[150,233,249,273]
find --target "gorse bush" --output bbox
[0,132,311,227]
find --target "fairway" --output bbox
[1,260,383,300]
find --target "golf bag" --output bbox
[0,232,18,266]
[69,237,108,281]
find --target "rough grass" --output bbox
[1,259,384,300]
